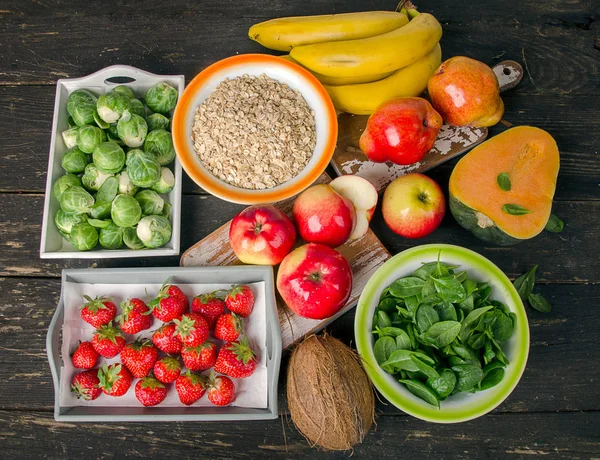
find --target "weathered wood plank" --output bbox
[1,277,598,414]
[0,194,596,282]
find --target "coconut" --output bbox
[287,333,374,451]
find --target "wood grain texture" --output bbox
[181,173,391,349]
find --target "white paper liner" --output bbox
[59,281,267,409]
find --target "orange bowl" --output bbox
[172,54,338,204]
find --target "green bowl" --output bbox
[355,244,529,423]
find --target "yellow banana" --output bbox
[249,12,408,52]
[325,43,442,115]
[290,13,442,78]
[279,55,394,86]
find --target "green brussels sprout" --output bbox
[76,125,107,153]
[116,169,138,196]
[135,189,164,215]
[54,209,87,234]
[90,200,112,220]
[92,142,125,174]
[161,202,172,221]
[117,110,148,147]
[125,149,160,187]
[87,218,112,229]
[97,91,131,124]
[144,129,175,165]
[146,113,170,132]
[60,185,94,214]
[62,127,79,149]
[70,222,99,251]
[136,215,172,248]
[151,167,175,194]
[61,147,90,174]
[67,89,97,117]
[145,82,178,115]
[123,226,145,249]
[111,194,142,227]
[54,173,83,201]
[128,99,146,118]
[93,111,110,129]
[82,163,113,191]
[113,85,135,99]
[99,222,124,250]
[96,176,119,203]
[71,100,97,127]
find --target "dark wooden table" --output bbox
[1,0,599,458]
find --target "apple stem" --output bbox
[309,272,322,283]
[253,222,263,234]
[418,192,429,204]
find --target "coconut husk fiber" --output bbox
[286,333,375,451]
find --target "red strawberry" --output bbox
[175,370,207,405]
[71,369,101,401]
[206,371,236,406]
[181,342,217,371]
[92,323,126,358]
[153,356,182,384]
[72,341,99,369]
[213,312,243,342]
[152,322,182,354]
[80,295,117,328]
[225,285,255,318]
[148,283,189,322]
[174,313,209,347]
[214,337,257,379]
[135,376,168,407]
[98,362,132,397]
[120,340,159,378]
[191,292,225,328]
[117,298,153,335]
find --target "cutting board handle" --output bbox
[494,60,523,92]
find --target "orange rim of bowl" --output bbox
[172,54,338,204]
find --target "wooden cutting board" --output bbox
[331,60,523,192]
[181,172,391,350]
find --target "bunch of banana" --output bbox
[249,9,443,115]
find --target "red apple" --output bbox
[276,243,353,320]
[382,173,445,239]
[229,205,296,265]
[329,175,378,241]
[292,184,356,248]
[359,97,442,165]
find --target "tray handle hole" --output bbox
[104,76,137,85]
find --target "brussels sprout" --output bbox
[61,147,90,174]
[145,82,178,115]
[117,110,148,147]
[97,91,131,124]
[146,113,170,132]
[82,163,113,191]
[128,99,146,118]
[99,222,124,250]
[111,194,142,227]
[113,85,135,99]
[54,209,87,234]
[70,222,99,251]
[93,110,110,129]
[115,169,138,196]
[71,99,97,127]
[137,215,172,248]
[144,129,175,165]
[76,125,107,153]
[93,142,125,174]
[87,218,112,229]
[60,185,94,214]
[123,226,145,250]
[151,167,175,194]
[90,200,112,220]
[96,176,119,203]
[126,149,160,187]
[161,202,172,221]
[67,89,97,117]
[62,127,79,148]
[54,173,82,201]
[135,189,164,215]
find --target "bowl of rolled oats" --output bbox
[172,54,338,204]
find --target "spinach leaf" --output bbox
[458,295,474,313]
[389,277,425,298]
[373,326,406,338]
[451,364,484,392]
[454,270,468,283]
[462,279,478,297]
[427,369,456,399]
[378,297,397,313]
[424,321,461,348]
[409,355,439,379]
[451,343,480,366]
[502,204,532,215]
[415,305,439,333]
[380,350,415,373]
[483,361,506,373]
[414,262,458,280]
[464,305,494,326]
[379,287,392,301]
[528,293,552,313]
[405,295,420,317]
[435,303,458,321]
[483,340,496,365]
[468,332,487,350]
[377,310,392,328]
[397,306,411,318]
[478,368,505,391]
[399,379,440,408]
[432,276,467,303]
[373,336,396,365]
[497,172,511,191]
[448,356,468,366]
[545,214,564,233]
[395,330,412,350]
[406,324,418,350]
[513,265,537,302]
[490,312,514,342]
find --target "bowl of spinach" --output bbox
[355,244,529,423]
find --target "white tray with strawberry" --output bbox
[47,266,281,421]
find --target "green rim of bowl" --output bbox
[355,244,529,423]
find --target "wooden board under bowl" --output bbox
[181,172,391,350]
